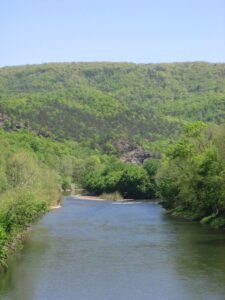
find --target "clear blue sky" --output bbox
[1,0,225,66]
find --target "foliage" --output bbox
[0,61,225,268]
[143,159,161,198]
[0,62,224,152]
[143,159,161,177]
[0,126,118,271]
[83,162,158,199]
[61,177,72,191]
[118,165,152,199]
[157,123,225,227]
[0,128,102,268]
[100,192,123,201]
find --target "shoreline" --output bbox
[72,194,106,201]
[50,204,62,210]
[70,194,155,202]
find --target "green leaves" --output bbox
[157,123,225,227]
[0,130,62,269]
[1,62,224,152]
[83,162,158,199]
[6,151,38,188]
[184,121,207,137]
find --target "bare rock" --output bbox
[120,146,153,164]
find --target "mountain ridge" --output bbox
[0,61,224,153]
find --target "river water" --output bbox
[0,197,225,300]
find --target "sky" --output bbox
[1,0,225,67]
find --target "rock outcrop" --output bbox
[120,146,154,164]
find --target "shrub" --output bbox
[100,192,123,201]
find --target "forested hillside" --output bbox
[0,61,225,267]
[0,62,224,152]
[0,128,115,268]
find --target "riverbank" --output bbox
[72,194,157,202]
[0,192,61,272]
[72,190,124,202]
[72,195,109,201]
[50,204,62,209]
[168,208,225,229]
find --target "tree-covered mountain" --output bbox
[0,62,224,152]
[0,61,225,269]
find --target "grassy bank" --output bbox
[0,190,60,271]
[0,187,60,271]
[0,127,119,270]
[0,145,60,270]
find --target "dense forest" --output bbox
[0,62,225,269]
[0,62,225,152]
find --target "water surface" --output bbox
[0,197,225,300]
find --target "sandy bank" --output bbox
[72,195,106,201]
[50,204,62,210]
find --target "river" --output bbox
[0,197,225,300]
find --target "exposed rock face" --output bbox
[0,112,25,130]
[120,148,151,164]
[120,146,155,165]
[0,112,9,127]
[114,139,160,165]
[114,140,136,154]
[0,112,50,137]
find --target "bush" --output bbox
[156,123,225,227]
[118,165,145,198]
[0,225,7,267]
[0,137,60,269]
[100,192,123,201]
[61,177,72,191]
[104,171,123,193]
[6,151,39,188]
[82,171,105,195]
[143,159,161,177]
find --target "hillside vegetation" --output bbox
[0,62,225,269]
[0,62,225,152]
[0,128,112,269]
[157,122,225,228]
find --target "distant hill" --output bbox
[0,62,224,152]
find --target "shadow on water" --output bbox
[162,213,225,296]
[0,228,50,300]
